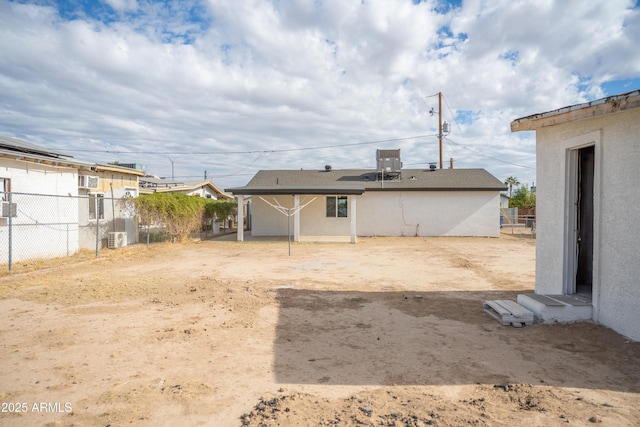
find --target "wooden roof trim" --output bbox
[511,90,640,132]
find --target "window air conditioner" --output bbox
[1,202,17,217]
[79,175,100,190]
[108,232,128,249]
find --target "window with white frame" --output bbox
[326,196,348,218]
[89,193,105,220]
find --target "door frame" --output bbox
[562,131,602,321]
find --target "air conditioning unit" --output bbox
[1,202,17,217]
[79,175,100,190]
[108,232,128,249]
[124,188,137,198]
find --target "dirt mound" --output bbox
[240,384,621,427]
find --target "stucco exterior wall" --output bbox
[535,107,640,340]
[251,192,501,238]
[0,158,80,262]
[78,169,140,248]
[251,195,294,236]
[357,191,500,237]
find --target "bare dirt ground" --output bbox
[1,233,639,427]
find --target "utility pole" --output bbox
[438,91,443,169]
[164,156,174,180]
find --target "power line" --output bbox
[54,134,438,156]
[445,137,535,170]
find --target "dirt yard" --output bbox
[1,234,639,427]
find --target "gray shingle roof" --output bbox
[226,168,507,195]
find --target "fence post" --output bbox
[95,197,100,258]
[8,192,13,272]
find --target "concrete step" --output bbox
[517,293,592,323]
[483,300,534,327]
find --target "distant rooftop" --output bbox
[0,135,92,167]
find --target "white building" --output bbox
[77,163,145,249]
[0,136,92,263]
[139,177,233,200]
[511,90,640,341]
[227,150,506,242]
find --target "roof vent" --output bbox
[429,163,437,171]
[325,165,332,171]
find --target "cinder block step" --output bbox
[483,300,534,327]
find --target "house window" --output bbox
[89,193,105,220]
[0,178,9,200]
[326,196,348,218]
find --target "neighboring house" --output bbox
[77,164,145,249]
[226,149,506,242]
[500,193,510,209]
[139,177,233,200]
[511,89,640,341]
[0,136,92,262]
[139,177,234,235]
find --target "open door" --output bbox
[576,146,594,294]
[565,145,594,295]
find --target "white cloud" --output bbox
[0,0,638,189]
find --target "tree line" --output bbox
[127,193,237,242]
[504,176,535,210]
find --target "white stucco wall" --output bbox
[0,159,80,262]
[251,195,294,236]
[357,191,500,237]
[78,185,140,249]
[534,107,640,340]
[251,191,501,238]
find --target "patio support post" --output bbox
[236,195,244,241]
[350,195,357,243]
[293,195,300,242]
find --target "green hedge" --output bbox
[130,193,236,242]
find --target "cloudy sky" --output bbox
[1,0,639,190]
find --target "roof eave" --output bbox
[366,187,508,192]
[0,150,93,168]
[511,90,640,132]
[94,164,145,176]
[225,186,366,196]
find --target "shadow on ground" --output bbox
[274,289,640,392]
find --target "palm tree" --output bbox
[504,176,520,199]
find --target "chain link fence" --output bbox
[0,192,140,274]
[500,207,536,237]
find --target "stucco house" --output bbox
[511,90,640,341]
[0,136,92,263]
[77,163,145,249]
[139,177,233,200]
[1,137,147,267]
[226,150,506,242]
